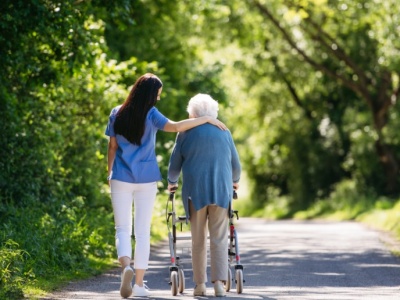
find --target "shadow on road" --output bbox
[43,219,400,300]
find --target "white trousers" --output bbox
[110,180,157,269]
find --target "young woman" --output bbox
[105,73,226,298]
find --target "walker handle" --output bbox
[233,189,238,200]
[169,186,178,201]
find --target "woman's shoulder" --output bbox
[111,105,122,114]
[147,106,161,115]
[147,106,167,121]
[108,105,122,121]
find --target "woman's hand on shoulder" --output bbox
[206,116,227,130]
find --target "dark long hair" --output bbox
[114,73,163,145]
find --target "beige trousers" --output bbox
[189,201,228,284]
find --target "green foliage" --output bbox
[0,200,115,298]
[0,240,30,299]
[218,0,400,211]
[293,179,377,220]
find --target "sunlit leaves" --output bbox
[283,9,308,24]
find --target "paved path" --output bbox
[43,219,400,300]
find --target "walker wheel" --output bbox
[226,267,232,292]
[170,271,178,296]
[178,268,185,293]
[235,269,243,294]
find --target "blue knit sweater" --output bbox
[167,123,241,217]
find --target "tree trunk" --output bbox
[374,138,399,194]
[371,87,399,194]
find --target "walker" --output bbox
[166,187,245,295]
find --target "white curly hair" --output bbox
[186,93,219,118]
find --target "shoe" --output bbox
[133,284,151,297]
[214,280,226,297]
[120,266,134,298]
[193,283,206,296]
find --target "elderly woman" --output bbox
[167,93,241,297]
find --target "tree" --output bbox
[247,0,399,194]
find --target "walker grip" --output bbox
[169,186,178,201]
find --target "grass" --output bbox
[356,200,400,256]
[24,256,117,299]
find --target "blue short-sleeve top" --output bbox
[105,105,169,183]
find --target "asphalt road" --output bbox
[43,218,400,300]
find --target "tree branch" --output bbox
[269,53,313,121]
[374,70,394,129]
[299,23,374,107]
[301,24,369,86]
[285,0,371,87]
[250,0,368,100]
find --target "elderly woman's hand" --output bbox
[168,184,178,192]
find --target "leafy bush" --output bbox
[0,240,31,299]
[0,199,116,297]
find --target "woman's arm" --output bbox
[163,116,227,132]
[107,137,118,181]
